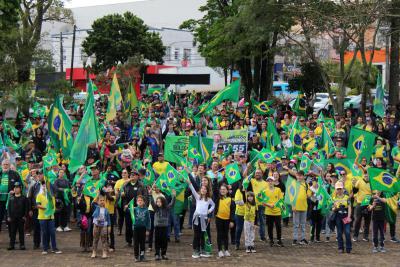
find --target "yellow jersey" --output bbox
[36,193,55,220]
[251,179,268,206]
[152,161,169,175]
[234,189,245,216]
[354,179,371,205]
[244,203,257,223]
[293,181,311,212]
[216,197,232,220]
[264,187,284,216]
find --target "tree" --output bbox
[9,0,73,83]
[82,12,165,72]
[389,0,400,106]
[288,62,326,98]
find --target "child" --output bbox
[309,179,323,242]
[7,182,28,250]
[234,185,246,250]
[91,194,111,259]
[264,176,284,247]
[150,188,176,260]
[244,191,257,253]
[187,179,215,259]
[214,184,235,258]
[368,191,386,253]
[104,183,116,251]
[132,195,151,262]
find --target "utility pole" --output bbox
[60,32,64,73]
[70,25,76,85]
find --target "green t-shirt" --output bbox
[0,173,9,202]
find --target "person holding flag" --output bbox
[243,191,257,253]
[352,173,372,242]
[264,176,284,247]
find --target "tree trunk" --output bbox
[223,68,228,86]
[390,0,400,105]
[253,55,261,100]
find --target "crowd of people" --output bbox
[1,87,400,262]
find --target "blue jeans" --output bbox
[235,215,244,246]
[39,219,57,251]
[168,213,180,239]
[335,215,352,252]
[257,205,266,240]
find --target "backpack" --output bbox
[80,215,89,230]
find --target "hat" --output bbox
[89,163,99,169]
[335,181,344,189]
[390,115,396,119]
[15,155,22,160]
[266,176,274,181]
[14,182,21,188]
[281,155,288,160]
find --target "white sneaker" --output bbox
[63,226,72,232]
[224,250,231,257]
[246,247,251,253]
[218,251,224,258]
[56,227,63,232]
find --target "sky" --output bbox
[64,0,146,8]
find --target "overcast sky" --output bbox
[64,0,146,8]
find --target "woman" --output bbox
[33,128,46,154]
[332,181,352,253]
[54,169,71,232]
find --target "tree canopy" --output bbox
[82,12,165,72]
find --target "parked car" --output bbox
[273,81,298,99]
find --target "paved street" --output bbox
[0,218,399,267]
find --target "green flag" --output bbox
[293,93,307,117]
[251,99,275,115]
[316,177,333,216]
[125,81,139,112]
[360,194,372,206]
[106,73,122,122]
[188,137,203,162]
[320,124,335,157]
[256,148,277,163]
[225,163,241,185]
[266,118,280,150]
[284,176,300,206]
[143,164,155,186]
[3,120,19,138]
[84,80,97,112]
[299,154,312,173]
[256,190,270,204]
[199,136,214,165]
[68,97,99,173]
[242,172,254,190]
[373,73,385,118]
[22,119,33,133]
[347,127,377,163]
[384,192,398,224]
[194,79,240,118]
[128,198,135,225]
[276,198,290,219]
[47,96,74,158]
[368,168,400,193]
[83,179,103,198]
[43,149,58,168]
[164,136,190,164]
[289,117,303,154]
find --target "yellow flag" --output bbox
[106,73,122,121]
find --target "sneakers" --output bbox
[63,226,72,232]
[372,247,379,253]
[91,251,96,258]
[269,240,274,247]
[155,255,161,261]
[299,239,309,245]
[192,251,200,259]
[352,237,358,242]
[325,237,330,243]
[52,249,62,254]
[161,255,169,260]
[292,240,298,246]
[102,252,108,259]
[224,250,231,257]
[277,240,284,247]
[56,227,63,232]
[315,238,321,243]
[380,247,386,253]
[338,249,344,253]
[200,252,211,258]
[362,237,369,242]
[246,247,251,253]
[251,247,256,253]
[42,251,48,255]
[390,237,400,243]
[218,250,224,258]
[7,246,15,250]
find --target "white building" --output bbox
[42,0,208,70]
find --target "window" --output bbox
[174,48,180,60]
[183,48,191,61]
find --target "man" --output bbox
[285,167,311,245]
[248,168,267,241]
[7,182,28,250]
[0,159,22,231]
[27,168,43,249]
[152,153,168,176]
[352,173,372,242]
[122,170,147,246]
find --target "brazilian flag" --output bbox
[384,192,398,224]
[347,127,377,163]
[251,99,275,115]
[299,154,312,173]
[368,168,400,193]
[143,164,155,186]
[284,176,300,206]
[266,118,280,151]
[316,177,333,216]
[106,73,122,122]
[320,124,335,157]
[256,191,270,205]
[256,148,277,163]
[225,163,242,185]
[83,179,103,198]
[289,117,303,154]
[293,93,307,117]
[128,198,136,225]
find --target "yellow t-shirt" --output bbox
[114,178,127,192]
[152,161,169,175]
[264,187,284,216]
[251,179,268,206]
[343,178,353,196]
[234,189,245,216]
[36,193,55,220]
[354,179,371,204]
[106,196,116,214]
[293,181,311,212]
[244,203,257,222]
[333,194,350,209]
[216,197,232,220]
